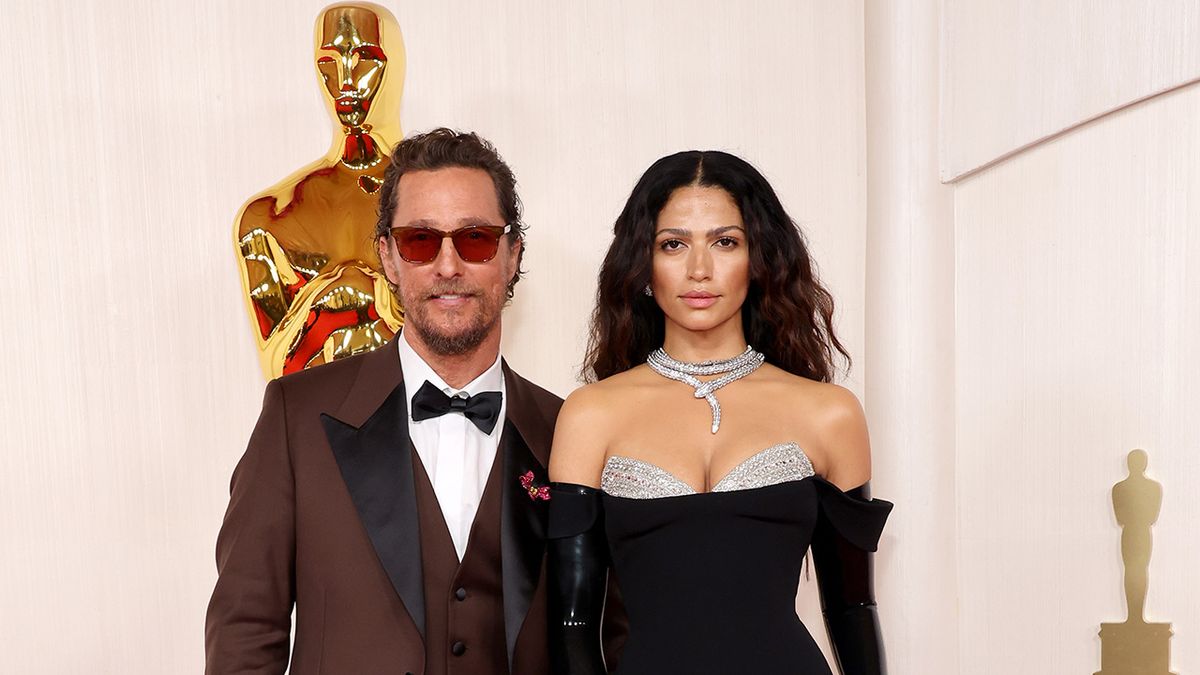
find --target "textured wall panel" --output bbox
[955,83,1200,674]
[941,0,1200,180]
[866,1,959,673]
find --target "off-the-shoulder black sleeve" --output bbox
[547,483,610,675]
[812,476,893,551]
[811,477,893,675]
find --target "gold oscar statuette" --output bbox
[234,2,404,378]
[1095,449,1175,675]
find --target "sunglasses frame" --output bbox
[388,223,513,264]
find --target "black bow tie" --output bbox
[410,380,503,435]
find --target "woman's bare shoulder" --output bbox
[560,366,655,416]
[762,367,871,489]
[549,366,658,485]
[756,365,858,412]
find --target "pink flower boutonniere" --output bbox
[519,470,551,502]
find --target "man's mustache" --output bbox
[422,284,482,298]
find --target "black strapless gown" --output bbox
[599,443,891,675]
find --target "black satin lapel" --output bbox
[500,420,548,670]
[321,382,426,638]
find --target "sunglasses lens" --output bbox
[452,227,503,262]
[395,228,441,263]
[393,225,506,263]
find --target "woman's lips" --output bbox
[680,292,719,309]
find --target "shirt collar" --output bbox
[397,329,504,410]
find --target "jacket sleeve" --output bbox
[205,380,295,674]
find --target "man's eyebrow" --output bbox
[397,217,501,230]
[457,216,499,228]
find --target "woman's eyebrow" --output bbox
[654,226,745,237]
[655,227,691,237]
[708,226,745,236]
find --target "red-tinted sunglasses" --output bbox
[389,224,512,264]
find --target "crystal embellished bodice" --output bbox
[593,440,891,674]
[601,442,814,499]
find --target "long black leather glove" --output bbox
[546,482,609,675]
[811,482,887,675]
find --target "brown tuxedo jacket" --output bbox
[205,340,624,674]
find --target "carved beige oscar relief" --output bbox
[234,3,405,379]
[1095,449,1175,675]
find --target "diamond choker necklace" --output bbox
[646,346,765,434]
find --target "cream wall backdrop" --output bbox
[941,0,1200,179]
[0,1,874,673]
[9,1,1194,673]
[953,84,1200,673]
[943,0,1200,672]
[864,1,959,673]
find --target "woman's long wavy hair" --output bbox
[582,150,850,383]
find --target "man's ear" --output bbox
[377,236,398,283]
[508,237,523,275]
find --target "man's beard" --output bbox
[399,283,501,356]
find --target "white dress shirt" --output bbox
[397,330,506,561]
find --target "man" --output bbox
[206,128,623,674]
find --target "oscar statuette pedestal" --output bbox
[1096,621,1174,675]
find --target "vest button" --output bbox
[451,641,467,656]
[455,587,467,601]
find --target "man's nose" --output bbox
[431,237,465,277]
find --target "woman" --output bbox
[546,150,892,675]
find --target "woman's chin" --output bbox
[664,311,740,334]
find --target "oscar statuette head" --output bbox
[314,3,405,168]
